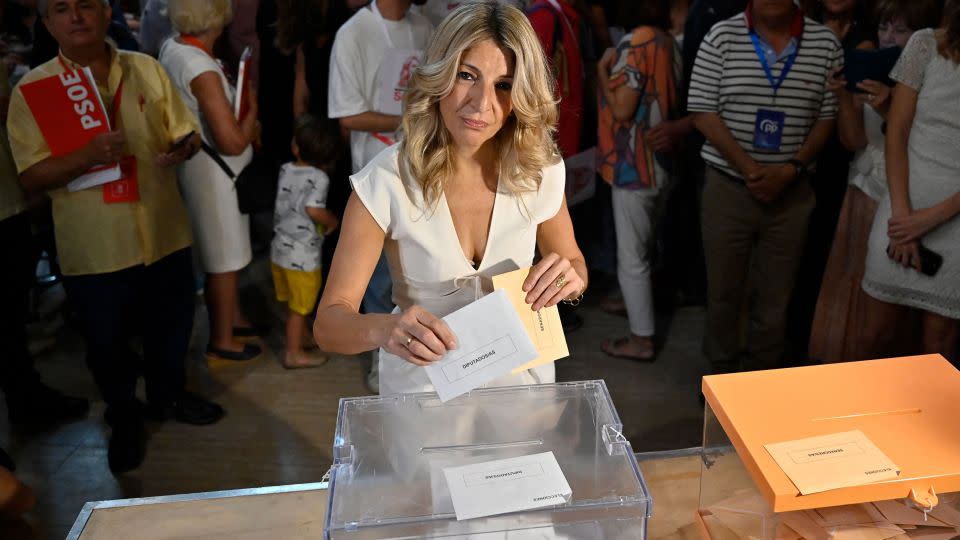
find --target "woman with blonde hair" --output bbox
[314,0,588,395]
[160,0,263,362]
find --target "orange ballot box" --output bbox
[696,355,960,540]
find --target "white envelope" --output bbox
[443,451,573,521]
[424,289,538,402]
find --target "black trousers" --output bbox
[0,212,43,402]
[62,248,195,418]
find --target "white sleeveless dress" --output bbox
[159,38,253,274]
[350,144,566,395]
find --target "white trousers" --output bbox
[612,184,659,337]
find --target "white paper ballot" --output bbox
[67,163,122,192]
[443,451,573,521]
[424,289,538,402]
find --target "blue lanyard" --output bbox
[749,32,799,95]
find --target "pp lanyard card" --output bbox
[753,109,786,151]
[748,28,797,152]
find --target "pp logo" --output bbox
[760,119,780,134]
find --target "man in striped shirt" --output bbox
[688,0,841,374]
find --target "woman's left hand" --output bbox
[523,253,585,311]
[888,206,943,245]
[855,80,891,115]
[887,241,921,270]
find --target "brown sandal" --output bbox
[601,337,656,362]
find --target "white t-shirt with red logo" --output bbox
[328,5,433,173]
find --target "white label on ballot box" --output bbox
[424,289,537,402]
[443,451,572,521]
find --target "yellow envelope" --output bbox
[781,510,833,540]
[831,523,905,540]
[764,430,901,495]
[905,526,960,540]
[491,267,569,374]
[873,500,952,528]
[928,499,960,527]
[812,504,888,527]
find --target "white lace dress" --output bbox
[862,29,960,318]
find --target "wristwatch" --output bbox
[787,158,807,179]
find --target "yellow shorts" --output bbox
[271,264,322,316]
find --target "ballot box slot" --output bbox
[810,408,923,422]
[419,439,544,454]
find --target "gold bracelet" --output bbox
[562,289,584,307]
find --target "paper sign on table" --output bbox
[423,289,537,402]
[765,430,900,495]
[491,267,569,375]
[443,451,572,521]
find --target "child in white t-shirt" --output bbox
[271,115,340,369]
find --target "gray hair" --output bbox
[38,0,112,16]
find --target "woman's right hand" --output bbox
[374,306,458,366]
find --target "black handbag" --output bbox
[200,142,278,214]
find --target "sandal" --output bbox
[282,351,328,370]
[601,337,656,362]
[206,343,262,362]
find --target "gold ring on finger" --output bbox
[554,275,566,289]
[405,337,413,348]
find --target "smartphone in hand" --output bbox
[842,47,902,91]
[918,243,943,277]
[170,131,195,152]
[886,243,943,276]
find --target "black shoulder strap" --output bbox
[200,141,236,179]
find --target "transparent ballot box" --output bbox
[324,380,652,539]
[697,355,960,540]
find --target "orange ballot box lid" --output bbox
[702,355,960,513]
